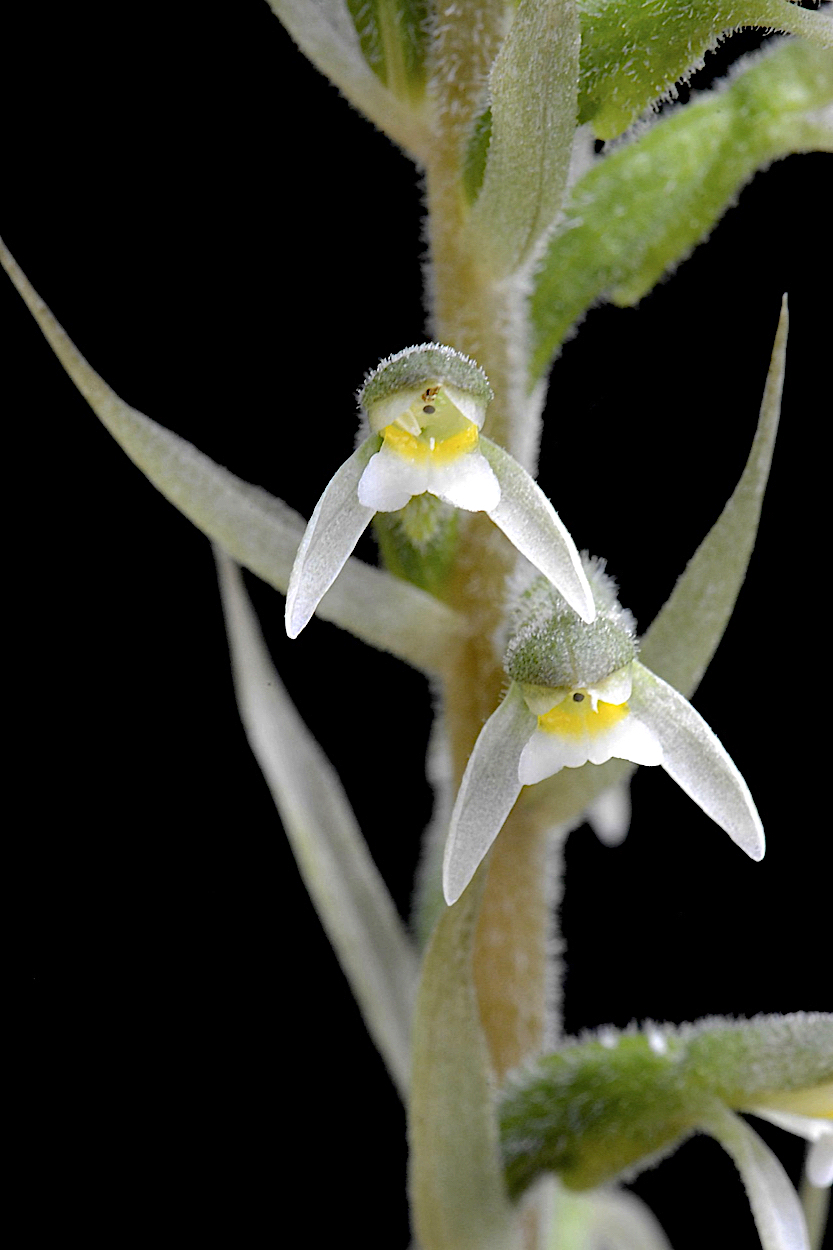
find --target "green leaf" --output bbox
[345,0,429,100]
[216,550,419,1097]
[410,871,523,1249]
[266,0,431,157]
[530,40,833,381]
[0,237,467,675]
[577,0,833,140]
[638,296,788,695]
[499,1014,833,1200]
[466,0,581,273]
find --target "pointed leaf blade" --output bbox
[410,872,523,1250]
[639,296,788,695]
[630,661,764,861]
[480,435,595,623]
[0,238,467,674]
[467,0,580,273]
[266,0,430,157]
[216,549,418,1098]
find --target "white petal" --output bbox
[519,723,591,784]
[443,382,488,429]
[285,435,378,638]
[587,666,633,708]
[585,781,632,847]
[629,661,765,860]
[443,683,535,904]
[583,1186,674,1250]
[429,449,501,511]
[365,386,424,434]
[750,1110,833,1146]
[357,441,428,511]
[479,435,595,623]
[520,684,569,715]
[748,1111,833,1186]
[592,714,663,767]
[808,1135,833,1188]
[705,1106,810,1250]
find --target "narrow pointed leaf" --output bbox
[577,0,833,140]
[0,239,466,674]
[443,682,534,905]
[530,42,832,378]
[639,297,788,695]
[466,0,580,273]
[630,661,764,860]
[410,871,522,1250]
[480,436,595,623]
[704,1105,811,1250]
[266,0,431,158]
[216,549,418,1098]
[285,434,379,637]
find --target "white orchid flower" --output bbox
[443,561,764,904]
[285,343,595,637]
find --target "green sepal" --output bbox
[372,494,460,595]
[346,0,430,101]
[530,38,833,382]
[503,563,636,689]
[499,1014,833,1200]
[577,0,833,140]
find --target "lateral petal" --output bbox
[630,662,765,861]
[704,1106,810,1250]
[285,434,379,637]
[480,435,595,623]
[443,682,535,905]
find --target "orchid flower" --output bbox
[443,559,764,904]
[285,343,595,638]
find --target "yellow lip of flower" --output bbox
[538,693,630,739]
[382,398,481,466]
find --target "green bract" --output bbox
[503,565,638,689]
[499,1014,833,1197]
[360,343,493,416]
[577,0,833,138]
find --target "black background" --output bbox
[6,4,830,1245]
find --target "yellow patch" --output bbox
[381,387,479,464]
[539,696,629,739]
[753,1080,833,1119]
